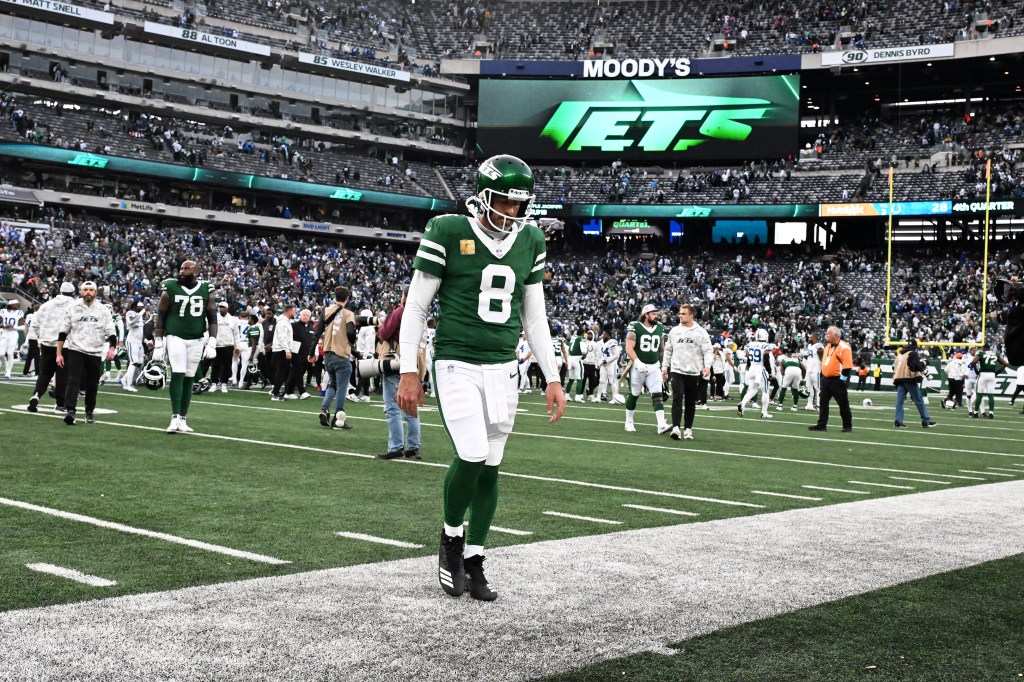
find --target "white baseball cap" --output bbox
[217,301,228,308]
[640,304,660,316]
[60,282,75,294]
[80,281,97,292]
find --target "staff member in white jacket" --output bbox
[212,301,239,394]
[270,304,295,400]
[661,304,713,440]
[28,281,78,413]
[56,282,117,425]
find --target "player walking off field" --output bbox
[624,304,669,433]
[970,346,1008,419]
[397,154,566,602]
[154,260,218,434]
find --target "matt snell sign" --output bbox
[821,43,954,67]
[0,0,113,23]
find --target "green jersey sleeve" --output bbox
[525,226,546,286]
[413,215,454,279]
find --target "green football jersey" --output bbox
[162,278,211,340]
[568,335,585,357]
[413,214,547,364]
[782,357,802,370]
[627,320,663,364]
[978,350,1004,373]
[246,324,262,347]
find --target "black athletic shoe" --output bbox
[841,426,853,433]
[404,448,421,461]
[464,554,498,602]
[319,410,330,428]
[808,424,826,431]
[376,450,405,460]
[86,413,96,424]
[63,411,76,426]
[438,531,465,597]
[27,394,39,413]
[894,421,907,428]
[922,421,937,428]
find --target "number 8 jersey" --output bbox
[413,214,546,364]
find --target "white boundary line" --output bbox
[0,497,290,565]
[986,467,1022,472]
[802,485,872,495]
[848,481,915,490]
[543,511,622,525]
[334,532,423,549]
[889,477,951,485]
[749,490,822,501]
[959,470,1014,477]
[463,522,533,536]
[25,563,117,587]
[621,504,699,517]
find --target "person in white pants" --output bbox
[598,331,624,403]
[804,337,824,411]
[738,329,775,419]
[516,333,534,393]
[1,299,26,378]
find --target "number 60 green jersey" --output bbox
[162,278,211,340]
[413,214,546,365]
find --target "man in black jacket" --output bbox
[286,308,315,399]
[259,307,276,388]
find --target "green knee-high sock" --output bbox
[467,464,500,547]
[443,457,485,528]
[778,388,787,404]
[624,393,639,410]
[169,373,185,414]
[180,377,195,416]
[987,395,995,413]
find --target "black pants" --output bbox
[697,376,709,404]
[713,372,725,398]
[1009,384,1024,405]
[271,351,291,396]
[33,344,67,407]
[946,378,965,407]
[63,349,101,415]
[583,364,599,396]
[857,375,867,391]
[287,355,308,395]
[23,339,38,374]
[212,346,234,384]
[816,376,853,429]
[258,348,273,385]
[670,372,700,429]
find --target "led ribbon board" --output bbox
[478,76,799,161]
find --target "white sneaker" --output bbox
[166,415,181,433]
[790,406,797,411]
[299,392,311,400]
[177,416,194,433]
[358,395,370,402]
[574,395,584,403]
[589,395,600,402]
[804,405,815,411]
[611,395,625,404]
[670,426,681,440]
[683,428,694,440]
[761,413,773,419]
[751,402,759,409]
[624,423,636,432]
[657,423,671,435]
[220,384,229,394]
[285,394,299,400]
[775,405,782,411]
[123,384,138,393]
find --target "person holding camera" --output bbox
[314,288,356,430]
[376,286,421,460]
[353,308,377,401]
[892,339,937,428]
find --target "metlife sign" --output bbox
[820,43,954,67]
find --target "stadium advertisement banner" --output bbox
[0,0,113,24]
[478,55,802,78]
[819,201,952,217]
[297,53,411,82]
[144,22,271,57]
[571,203,818,219]
[478,76,800,162]
[820,43,954,67]
[0,143,456,212]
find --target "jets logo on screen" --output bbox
[540,81,775,153]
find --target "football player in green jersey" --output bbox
[776,351,806,411]
[153,260,218,433]
[970,346,1008,418]
[397,154,566,602]
[564,327,588,402]
[624,304,669,433]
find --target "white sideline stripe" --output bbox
[848,481,915,490]
[959,470,1014,477]
[889,477,951,485]
[25,563,117,587]
[0,497,289,565]
[463,522,533,536]
[621,504,699,517]
[335,532,423,549]
[802,486,872,495]
[543,511,622,525]
[0,409,758,510]
[749,490,822,501]
[986,467,1022,472]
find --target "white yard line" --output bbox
[25,563,117,587]
[543,511,623,525]
[0,497,289,565]
[464,522,533,536]
[1,482,1021,681]
[802,485,872,495]
[959,470,1014,477]
[985,467,1022,472]
[621,504,699,517]
[848,481,915,490]
[749,490,822,501]
[889,477,951,485]
[334,532,423,549]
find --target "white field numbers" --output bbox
[174,295,205,317]
[477,264,516,323]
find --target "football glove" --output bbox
[203,338,217,360]
[154,336,167,362]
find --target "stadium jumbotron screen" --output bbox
[477,75,800,162]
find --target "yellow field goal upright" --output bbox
[883,160,992,350]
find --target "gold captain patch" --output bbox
[460,239,476,255]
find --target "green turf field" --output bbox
[1,373,1022,678]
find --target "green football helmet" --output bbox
[466,154,536,234]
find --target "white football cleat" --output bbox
[670,426,681,440]
[790,406,798,411]
[589,395,600,403]
[123,383,138,393]
[683,428,694,440]
[611,395,626,404]
[166,415,181,433]
[299,392,311,400]
[574,395,584,403]
[657,424,671,435]
[177,417,194,433]
[220,384,229,394]
[804,405,815,411]
[760,413,773,419]
[624,423,636,432]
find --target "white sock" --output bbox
[464,544,484,559]
[443,523,464,538]
[655,409,666,426]
[625,409,635,424]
